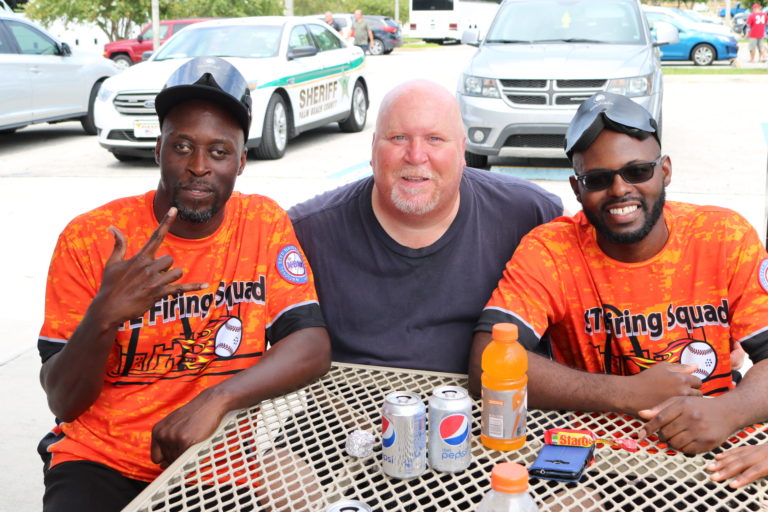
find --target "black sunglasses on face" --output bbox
[575,156,662,191]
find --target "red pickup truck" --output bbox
[103,18,211,69]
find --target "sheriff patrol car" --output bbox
[94,16,369,161]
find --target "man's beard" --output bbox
[171,182,219,223]
[390,187,440,215]
[389,170,441,215]
[584,187,665,245]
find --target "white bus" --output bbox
[408,0,500,43]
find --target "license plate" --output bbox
[133,119,160,138]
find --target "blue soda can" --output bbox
[381,391,427,479]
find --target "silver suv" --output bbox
[457,0,677,167]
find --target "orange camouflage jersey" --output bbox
[478,202,768,396]
[38,190,324,481]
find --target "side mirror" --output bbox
[58,41,72,56]
[287,45,318,60]
[461,29,480,47]
[137,34,144,42]
[651,21,679,47]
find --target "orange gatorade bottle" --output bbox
[480,323,528,451]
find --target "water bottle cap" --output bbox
[491,462,529,493]
[491,323,519,342]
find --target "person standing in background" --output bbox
[746,3,767,62]
[351,9,374,54]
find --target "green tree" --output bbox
[293,0,409,24]
[23,0,282,41]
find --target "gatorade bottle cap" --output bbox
[491,462,529,493]
[491,323,519,342]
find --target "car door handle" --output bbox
[29,66,42,73]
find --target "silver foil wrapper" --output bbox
[345,429,375,458]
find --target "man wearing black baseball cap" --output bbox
[37,56,330,511]
[471,92,768,462]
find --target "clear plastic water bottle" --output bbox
[477,462,539,512]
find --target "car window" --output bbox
[173,23,194,33]
[487,0,644,45]
[154,24,282,59]
[334,17,348,29]
[143,24,171,40]
[0,22,14,53]
[289,24,314,49]
[308,23,343,51]
[645,12,682,31]
[7,20,57,55]
[365,17,383,29]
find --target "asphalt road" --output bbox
[0,44,766,510]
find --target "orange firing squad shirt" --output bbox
[477,202,768,396]
[38,191,324,481]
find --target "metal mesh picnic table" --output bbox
[123,362,768,511]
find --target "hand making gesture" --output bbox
[40,207,208,421]
[95,206,209,330]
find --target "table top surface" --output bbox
[124,363,768,512]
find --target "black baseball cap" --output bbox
[155,56,252,139]
[564,92,660,162]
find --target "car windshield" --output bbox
[485,0,646,45]
[153,24,282,60]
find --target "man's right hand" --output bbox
[620,362,702,415]
[93,207,208,330]
[41,207,208,421]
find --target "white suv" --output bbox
[457,0,678,167]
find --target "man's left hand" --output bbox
[150,392,228,469]
[637,396,737,454]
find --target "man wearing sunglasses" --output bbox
[470,92,768,459]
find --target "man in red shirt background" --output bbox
[746,3,767,62]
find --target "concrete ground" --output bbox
[1,41,766,511]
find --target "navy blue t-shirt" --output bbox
[289,168,562,373]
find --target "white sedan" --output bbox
[94,16,369,162]
[0,12,117,135]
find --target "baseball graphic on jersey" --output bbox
[214,317,243,357]
[680,341,717,380]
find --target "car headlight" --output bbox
[97,82,114,103]
[606,74,653,97]
[462,74,500,98]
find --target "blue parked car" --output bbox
[644,6,739,65]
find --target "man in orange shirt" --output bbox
[470,92,768,460]
[37,56,330,511]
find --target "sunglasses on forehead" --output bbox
[574,156,662,191]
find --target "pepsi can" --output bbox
[324,500,372,512]
[428,385,472,472]
[381,391,427,479]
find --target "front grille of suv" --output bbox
[502,134,564,149]
[113,92,159,115]
[498,79,607,108]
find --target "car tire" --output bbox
[80,81,102,135]
[113,152,141,162]
[111,54,133,71]
[465,151,488,169]
[254,94,288,160]
[370,38,385,56]
[383,48,393,55]
[339,81,367,133]
[691,43,715,66]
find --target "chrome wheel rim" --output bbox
[273,101,287,151]
[352,86,366,126]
